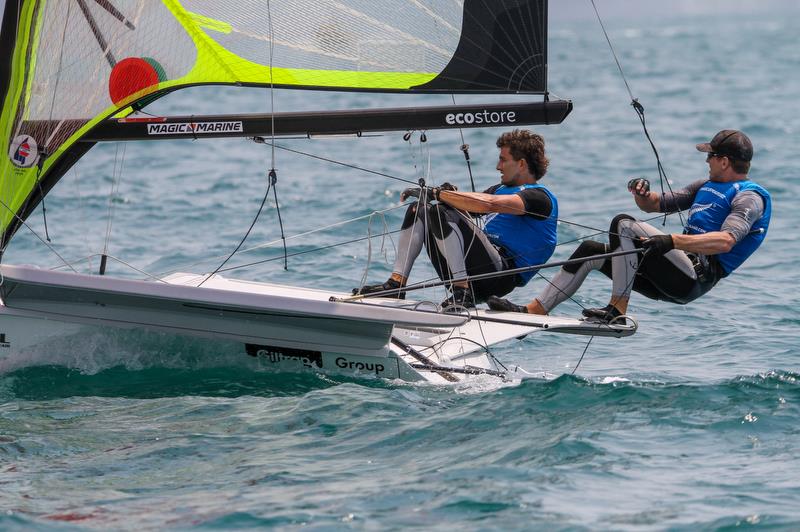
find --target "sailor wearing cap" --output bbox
[487,130,772,322]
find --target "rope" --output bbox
[270,169,289,270]
[357,210,395,291]
[197,173,273,287]
[35,163,51,242]
[343,247,645,300]
[101,142,126,269]
[264,0,288,270]
[0,198,78,273]
[451,94,477,192]
[588,0,684,227]
[571,336,593,375]
[253,138,418,186]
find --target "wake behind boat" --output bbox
[0,0,634,383]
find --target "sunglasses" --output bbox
[706,152,728,161]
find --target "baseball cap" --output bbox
[695,130,753,162]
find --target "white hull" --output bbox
[0,264,635,383]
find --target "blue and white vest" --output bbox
[484,184,558,285]
[685,180,771,274]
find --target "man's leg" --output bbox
[353,203,427,297]
[425,205,508,305]
[608,216,696,313]
[575,215,696,320]
[534,241,610,313]
[391,203,428,282]
[488,240,609,314]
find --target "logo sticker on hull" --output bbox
[245,343,322,369]
[335,356,386,375]
[0,333,9,348]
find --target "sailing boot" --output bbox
[581,304,626,325]
[486,295,528,313]
[352,278,405,299]
[441,285,476,310]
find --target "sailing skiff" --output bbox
[0,1,634,383]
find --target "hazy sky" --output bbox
[551,0,800,21]
[3,1,800,26]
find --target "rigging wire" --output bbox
[35,162,51,242]
[100,142,126,274]
[199,0,286,286]
[571,336,593,375]
[588,0,684,227]
[254,139,657,245]
[154,204,409,278]
[450,94,477,193]
[197,173,274,287]
[357,211,395,292]
[0,197,78,273]
[265,0,288,270]
[71,165,94,273]
[253,138,418,186]
[218,228,403,274]
[344,247,645,299]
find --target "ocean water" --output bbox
[2,11,799,530]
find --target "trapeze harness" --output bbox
[653,179,771,304]
[685,180,771,276]
[483,183,558,285]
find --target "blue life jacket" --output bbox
[483,183,558,285]
[685,180,771,274]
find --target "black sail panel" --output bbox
[414,0,547,93]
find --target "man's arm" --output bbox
[629,179,705,213]
[671,231,737,254]
[438,190,527,214]
[632,189,661,212]
[668,191,765,255]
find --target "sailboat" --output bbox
[0,0,635,383]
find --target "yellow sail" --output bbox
[0,0,549,248]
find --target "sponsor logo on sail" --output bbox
[147,121,244,135]
[8,135,39,167]
[445,110,516,126]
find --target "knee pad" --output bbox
[609,213,636,250]
[564,240,607,273]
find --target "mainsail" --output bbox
[0,0,566,253]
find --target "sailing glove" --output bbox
[641,234,674,255]
[401,185,454,203]
[627,177,650,196]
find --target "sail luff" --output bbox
[1,0,41,252]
